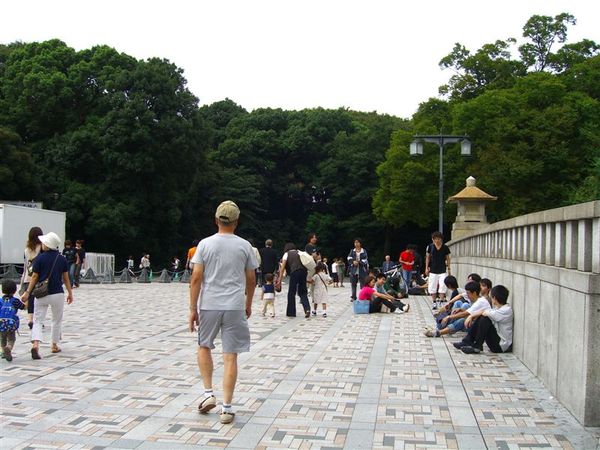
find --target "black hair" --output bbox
[265,273,274,282]
[464,281,481,294]
[364,275,375,285]
[467,273,481,283]
[480,278,492,290]
[307,232,316,241]
[491,285,509,304]
[376,273,386,280]
[431,231,443,240]
[283,242,296,253]
[444,275,458,290]
[354,238,362,245]
[2,280,17,296]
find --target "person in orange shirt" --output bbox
[186,240,199,270]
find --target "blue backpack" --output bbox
[0,296,19,332]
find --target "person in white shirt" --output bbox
[424,281,490,338]
[455,285,513,354]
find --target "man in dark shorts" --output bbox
[189,200,258,424]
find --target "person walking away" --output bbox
[261,273,276,317]
[309,262,331,317]
[20,227,43,329]
[425,231,451,310]
[73,240,86,287]
[275,243,311,318]
[1,280,27,362]
[62,240,77,286]
[347,238,368,301]
[259,239,279,286]
[189,201,257,424]
[21,232,74,359]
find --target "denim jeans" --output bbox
[68,263,76,286]
[401,269,411,290]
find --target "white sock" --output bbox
[204,389,213,398]
[222,403,232,412]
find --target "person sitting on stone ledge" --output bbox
[454,284,513,354]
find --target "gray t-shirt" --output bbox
[191,233,258,310]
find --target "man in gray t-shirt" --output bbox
[189,200,258,424]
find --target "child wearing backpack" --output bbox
[1,280,27,362]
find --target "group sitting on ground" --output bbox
[423,272,513,355]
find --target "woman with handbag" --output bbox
[19,227,43,329]
[20,232,74,360]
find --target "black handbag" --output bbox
[31,254,60,298]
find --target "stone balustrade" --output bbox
[447,200,600,426]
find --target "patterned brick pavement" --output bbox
[1,283,598,449]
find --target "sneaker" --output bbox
[198,395,216,413]
[219,410,235,424]
[453,340,472,349]
[423,329,435,337]
[432,303,438,310]
[322,312,327,318]
[4,347,12,362]
[311,310,317,317]
[461,346,481,354]
[402,304,410,312]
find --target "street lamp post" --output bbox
[410,133,472,234]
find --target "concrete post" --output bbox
[593,218,600,274]
[565,221,578,269]
[555,222,566,268]
[577,220,592,272]
[545,223,555,266]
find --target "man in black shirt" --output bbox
[425,231,451,309]
[258,239,279,285]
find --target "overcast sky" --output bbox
[2,0,599,118]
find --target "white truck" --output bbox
[0,204,66,264]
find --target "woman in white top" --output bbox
[20,227,43,328]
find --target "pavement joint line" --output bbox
[2,284,598,449]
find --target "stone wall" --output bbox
[447,200,600,426]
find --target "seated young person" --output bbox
[424,280,490,338]
[358,275,397,313]
[375,273,410,312]
[433,276,461,322]
[454,285,513,354]
[436,273,481,314]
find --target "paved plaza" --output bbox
[1,283,598,449]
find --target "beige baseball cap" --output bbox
[215,200,240,224]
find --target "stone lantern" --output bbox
[447,176,497,240]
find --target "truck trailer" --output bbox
[0,204,66,264]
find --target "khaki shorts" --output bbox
[197,310,250,353]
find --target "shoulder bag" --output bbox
[31,254,61,298]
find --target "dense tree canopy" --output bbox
[0,12,598,268]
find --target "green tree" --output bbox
[519,13,576,72]
[439,40,526,100]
